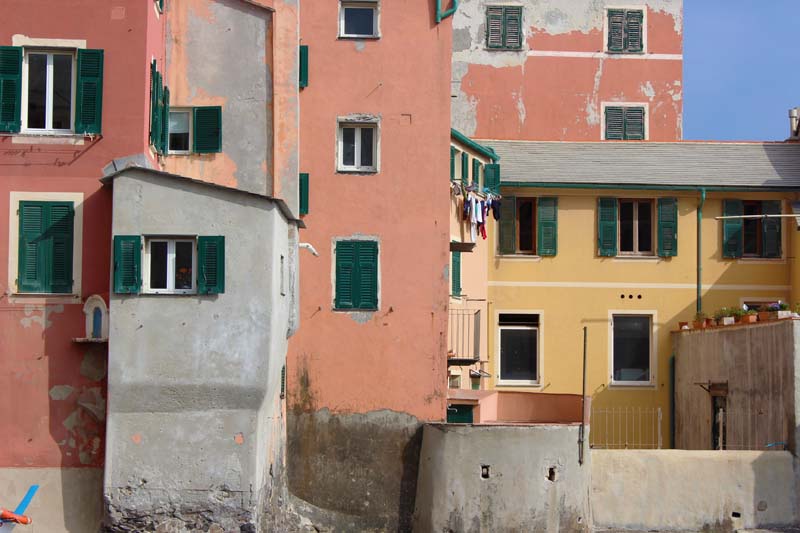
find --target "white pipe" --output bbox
[299,243,319,256]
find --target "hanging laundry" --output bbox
[492,198,501,221]
[480,223,487,240]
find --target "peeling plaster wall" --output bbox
[104,171,296,531]
[452,0,683,140]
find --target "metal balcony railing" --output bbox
[448,308,481,362]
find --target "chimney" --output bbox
[790,108,799,139]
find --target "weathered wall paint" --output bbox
[452,0,683,140]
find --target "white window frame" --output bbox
[496,311,542,387]
[143,237,197,295]
[603,6,648,54]
[20,49,77,135]
[617,198,655,256]
[339,1,380,39]
[609,311,656,387]
[337,121,378,172]
[167,108,193,155]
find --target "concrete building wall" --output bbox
[452,0,683,141]
[591,449,798,531]
[414,423,590,532]
[104,171,296,531]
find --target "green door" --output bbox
[447,404,474,423]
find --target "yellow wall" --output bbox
[487,188,796,444]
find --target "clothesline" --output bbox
[451,181,502,243]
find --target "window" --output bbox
[498,196,558,256]
[450,147,458,181]
[722,199,782,259]
[340,2,378,38]
[338,122,377,172]
[486,6,523,50]
[168,110,190,153]
[144,238,197,294]
[498,314,539,384]
[618,199,653,255]
[612,314,651,384]
[334,239,378,310]
[451,250,461,296]
[472,159,483,189]
[604,105,645,140]
[597,197,677,257]
[23,50,74,132]
[607,9,644,53]
[299,172,309,215]
[448,374,461,389]
[17,201,74,293]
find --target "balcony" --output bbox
[447,308,480,365]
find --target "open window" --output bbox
[497,313,539,385]
[498,197,558,256]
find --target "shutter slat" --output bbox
[499,195,517,254]
[762,200,782,258]
[598,198,618,256]
[504,7,523,49]
[113,235,142,294]
[75,49,104,134]
[537,197,558,256]
[605,107,624,140]
[624,107,645,140]
[193,106,222,153]
[198,236,225,294]
[486,7,505,48]
[657,197,678,257]
[607,9,625,52]
[625,10,644,52]
[722,200,744,259]
[0,46,22,132]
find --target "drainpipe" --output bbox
[436,0,459,23]
[696,188,706,313]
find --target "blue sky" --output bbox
[684,1,799,141]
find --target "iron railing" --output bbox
[590,406,663,449]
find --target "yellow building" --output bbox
[471,140,800,446]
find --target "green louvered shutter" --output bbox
[193,106,222,153]
[598,198,618,257]
[762,200,782,258]
[0,46,22,133]
[499,195,516,254]
[537,197,558,256]
[484,163,500,193]
[18,202,46,293]
[461,152,469,185]
[624,107,645,140]
[356,241,378,310]
[335,241,356,309]
[299,45,309,88]
[157,0,165,12]
[113,235,141,294]
[608,9,625,52]
[625,10,644,52]
[74,49,104,135]
[149,61,158,147]
[280,365,286,397]
[605,107,624,140]
[198,236,225,294]
[722,199,744,259]
[486,7,504,49]
[657,197,678,257]
[299,172,309,215]
[472,159,481,186]
[451,250,462,296]
[503,6,523,49]
[450,147,457,180]
[49,203,75,294]
[160,86,170,155]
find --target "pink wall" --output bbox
[288,1,452,421]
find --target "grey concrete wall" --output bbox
[105,170,296,531]
[414,423,590,533]
[591,449,798,531]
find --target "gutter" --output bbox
[451,128,500,162]
[501,182,798,193]
[436,0,459,23]
[697,188,706,313]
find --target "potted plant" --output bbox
[758,304,777,322]
[718,308,735,326]
[693,312,706,329]
[742,308,758,324]
[731,308,744,323]
[777,301,792,320]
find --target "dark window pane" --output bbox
[360,127,374,167]
[27,54,47,129]
[169,112,190,151]
[500,327,538,381]
[637,201,652,252]
[619,201,634,252]
[150,241,168,289]
[52,55,72,129]
[743,202,761,255]
[613,315,650,382]
[169,132,189,151]
[342,127,355,166]
[344,7,375,36]
[518,200,534,251]
[175,241,193,289]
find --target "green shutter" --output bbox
[299,172,309,215]
[160,86,170,155]
[149,61,158,147]
[281,365,286,397]
[335,241,356,309]
[608,9,625,52]
[503,6,523,49]
[113,235,141,294]
[18,202,74,294]
[0,46,22,133]
[598,197,618,257]
[299,45,309,88]
[75,49,104,135]
[605,107,624,140]
[193,106,222,153]
[499,195,516,254]
[537,197,558,256]
[624,107,645,140]
[157,0,165,13]
[461,152,469,185]
[657,197,678,257]
[450,147,457,180]
[484,163,500,193]
[335,240,378,310]
[722,199,744,259]
[762,200,782,258]
[48,203,75,293]
[451,250,462,296]
[198,236,225,294]
[356,241,378,310]
[473,160,482,187]
[625,10,644,52]
[486,7,504,48]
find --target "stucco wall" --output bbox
[414,423,590,532]
[591,449,798,531]
[105,170,296,531]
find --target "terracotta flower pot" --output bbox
[758,311,776,322]
[741,314,758,323]
[693,321,706,329]
[705,318,716,328]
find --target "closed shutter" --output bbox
[461,152,469,185]
[193,106,222,153]
[299,172,309,215]
[486,7,504,48]
[160,86,170,154]
[503,6,523,49]
[113,235,142,294]
[149,61,158,147]
[299,45,309,88]
[605,107,624,140]
[537,197,558,256]
[624,107,645,140]
[18,202,74,294]
[48,203,75,293]
[451,250,462,296]
[484,163,500,193]
[499,195,516,254]
[722,199,744,259]
[450,147,457,180]
[18,202,46,293]
[335,241,356,309]
[198,236,225,294]
[472,159,481,187]
[0,46,22,133]
[356,241,378,309]
[657,197,678,257]
[598,197,618,256]
[75,49,104,135]
[281,365,286,397]
[762,200,782,258]
[607,9,625,52]
[625,10,644,52]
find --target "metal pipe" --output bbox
[715,214,796,220]
[579,326,587,465]
[436,0,459,23]
[697,188,706,313]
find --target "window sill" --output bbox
[333,308,378,312]
[336,169,378,175]
[9,133,90,145]
[736,258,786,265]
[7,293,81,305]
[605,50,647,55]
[498,254,542,262]
[608,381,656,389]
[612,255,660,262]
[141,291,198,296]
[338,35,381,40]
[495,382,542,388]
[485,47,525,52]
